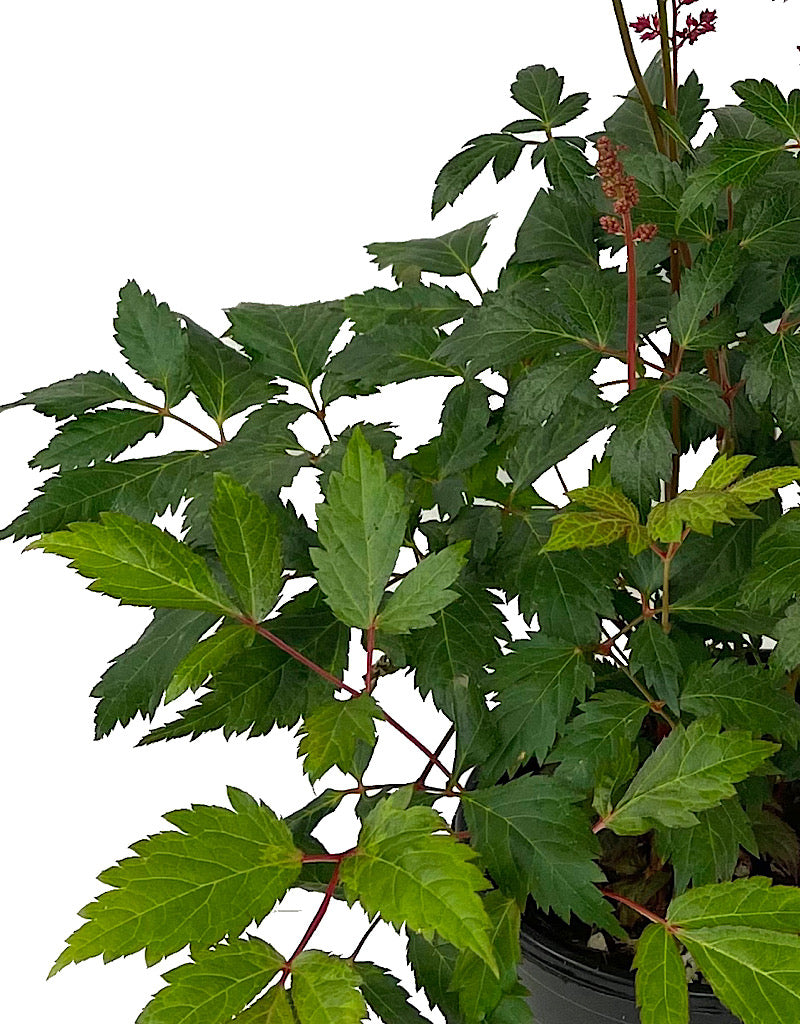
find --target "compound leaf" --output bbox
[0,370,138,418]
[367,217,495,282]
[732,79,800,141]
[744,507,800,610]
[298,694,383,782]
[166,623,254,703]
[355,963,429,1024]
[30,409,164,471]
[184,317,270,425]
[656,799,757,894]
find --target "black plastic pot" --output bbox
[517,908,741,1024]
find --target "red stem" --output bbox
[601,889,669,927]
[279,860,342,984]
[623,210,638,391]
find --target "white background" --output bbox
[2,2,798,1021]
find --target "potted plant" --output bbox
[3,0,800,1021]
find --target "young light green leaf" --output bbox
[647,489,755,544]
[355,963,429,1024]
[339,795,496,972]
[311,427,407,628]
[366,216,495,282]
[694,453,755,491]
[115,281,191,406]
[298,694,383,782]
[632,924,689,1024]
[656,799,757,894]
[377,540,469,634]
[728,465,800,504]
[211,474,283,621]
[50,788,302,974]
[432,135,524,217]
[629,621,683,713]
[544,481,642,554]
[603,718,778,836]
[461,775,622,935]
[667,235,743,350]
[166,623,254,702]
[184,317,270,425]
[481,634,595,782]
[744,507,800,610]
[0,369,139,418]
[732,78,800,141]
[30,409,164,471]
[29,512,241,615]
[225,301,346,393]
[136,936,283,1024]
[291,952,366,1024]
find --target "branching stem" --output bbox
[279,861,341,984]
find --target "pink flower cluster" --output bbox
[596,136,658,241]
[630,1,717,49]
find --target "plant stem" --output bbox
[137,398,225,448]
[661,542,677,632]
[623,210,639,391]
[417,724,456,786]
[599,625,677,727]
[610,0,666,153]
[308,388,335,444]
[279,861,341,984]
[348,914,381,961]
[601,888,670,927]
[466,268,484,300]
[365,624,376,694]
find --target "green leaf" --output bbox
[632,924,689,1024]
[602,54,665,151]
[0,449,204,541]
[93,608,217,737]
[0,369,139,418]
[432,135,524,216]
[50,788,302,974]
[604,717,778,836]
[231,986,295,1023]
[680,660,800,742]
[662,374,729,425]
[166,623,254,703]
[355,963,429,1024]
[620,152,714,243]
[184,317,270,425]
[211,474,283,621]
[669,877,800,1024]
[744,324,800,437]
[732,79,800,141]
[772,602,800,672]
[344,283,471,332]
[744,507,800,610]
[667,235,743,350]
[29,512,240,615]
[114,281,190,406]
[548,690,650,791]
[544,485,642,554]
[695,453,755,491]
[136,937,283,1024]
[482,635,595,781]
[461,775,621,935]
[656,799,757,894]
[671,578,780,637]
[513,189,597,266]
[30,409,164,471]
[541,139,595,200]
[225,301,346,394]
[298,694,383,782]
[677,71,709,142]
[727,465,800,503]
[606,380,676,510]
[450,892,523,1023]
[781,256,800,319]
[366,216,495,282]
[506,350,601,422]
[339,795,496,971]
[311,427,407,628]
[510,65,587,130]
[377,541,469,633]
[430,379,498,480]
[740,183,800,260]
[678,138,785,223]
[407,933,464,1024]
[647,489,755,544]
[629,621,683,713]
[291,952,366,1024]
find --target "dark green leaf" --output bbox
[378,541,469,634]
[745,507,800,610]
[407,932,464,1024]
[355,963,429,1024]
[50,788,302,974]
[507,350,601,422]
[114,281,190,406]
[513,189,597,266]
[30,409,164,471]
[298,694,382,782]
[0,370,139,418]
[184,317,270,425]
[667,234,743,350]
[434,380,497,479]
[772,602,800,672]
[656,799,757,894]
[461,775,621,934]
[432,135,524,216]
[166,623,254,703]
[629,621,683,713]
[291,952,366,1024]
[510,65,565,126]
[450,891,523,1023]
[732,78,800,141]
[678,139,785,223]
[541,139,595,200]
[780,256,800,319]
[324,324,458,395]
[632,924,689,1024]
[671,578,780,637]
[606,380,676,510]
[677,71,709,142]
[367,216,495,281]
[601,54,664,151]
[740,183,800,260]
[344,283,472,332]
[744,323,800,437]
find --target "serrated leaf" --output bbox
[772,602,800,672]
[298,694,382,783]
[115,281,190,405]
[50,788,302,974]
[211,474,283,621]
[544,264,620,347]
[225,301,346,393]
[740,183,800,260]
[407,933,464,1024]
[744,507,800,610]
[166,623,254,702]
[183,317,270,425]
[432,379,497,480]
[29,512,240,615]
[513,189,597,266]
[231,985,295,1023]
[510,65,564,125]
[367,217,495,282]
[656,799,757,894]
[695,453,755,491]
[291,952,365,1024]
[647,489,755,544]
[669,878,800,1024]
[667,235,743,350]
[603,718,778,836]
[344,283,471,332]
[606,380,676,510]
[732,78,800,141]
[680,660,800,743]
[377,541,469,633]
[0,369,139,418]
[461,775,621,935]
[450,892,522,1023]
[548,690,650,790]
[670,579,780,637]
[662,374,729,425]
[541,138,595,199]
[355,963,428,1024]
[744,325,800,437]
[432,136,524,217]
[629,621,683,713]
[30,409,164,470]
[93,608,217,737]
[136,936,283,1024]
[781,255,800,319]
[620,152,714,243]
[601,54,665,151]
[311,428,406,628]
[506,350,601,422]
[678,139,785,223]
[481,635,595,781]
[339,796,496,971]
[632,924,689,1024]
[544,483,640,553]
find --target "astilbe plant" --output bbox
[4,1,800,1023]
